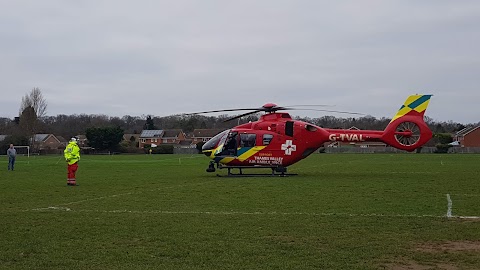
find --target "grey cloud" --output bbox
[0,0,479,123]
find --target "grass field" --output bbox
[1,153,480,269]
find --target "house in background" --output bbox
[138,129,188,148]
[139,130,164,148]
[161,129,186,144]
[75,135,88,147]
[191,129,224,145]
[454,126,480,147]
[56,136,68,147]
[32,134,63,150]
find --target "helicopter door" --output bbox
[285,121,294,137]
[220,132,238,156]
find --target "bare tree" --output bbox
[19,87,48,150]
[20,87,47,118]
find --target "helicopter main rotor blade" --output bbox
[288,108,366,116]
[223,110,262,122]
[183,104,365,119]
[284,104,335,107]
[185,108,260,115]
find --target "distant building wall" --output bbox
[42,135,62,149]
[463,128,480,147]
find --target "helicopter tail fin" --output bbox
[390,94,432,123]
[381,95,433,151]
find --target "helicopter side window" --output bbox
[262,134,273,145]
[240,133,256,147]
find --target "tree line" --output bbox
[1,111,475,140]
[0,88,478,152]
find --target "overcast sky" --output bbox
[0,0,479,123]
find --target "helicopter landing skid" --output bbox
[215,164,297,177]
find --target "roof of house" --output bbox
[56,136,68,143]
[140,130,164,138]
[163,129,184,138]
[123,134,140,140]
[34,134,52,142]
[456,126,480,136]
[192,129,224,138]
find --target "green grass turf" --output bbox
[1,153,479,269]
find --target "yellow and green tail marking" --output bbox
[390,94,432,123]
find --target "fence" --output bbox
[324,146,480,154]
[15,146,480,155]
[324,147,435,154]
[449,147,480,153]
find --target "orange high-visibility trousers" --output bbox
[67,162,79,185]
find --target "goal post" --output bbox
[13,146,30,157]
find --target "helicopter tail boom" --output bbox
[324,95,433,151]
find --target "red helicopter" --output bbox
[192,95,433,176]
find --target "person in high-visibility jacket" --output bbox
[64,137,81,186]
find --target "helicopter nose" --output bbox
[202,150,213,157]
[201,144,215,157]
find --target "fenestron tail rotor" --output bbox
[394,121,421,146]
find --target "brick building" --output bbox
[454,126,480,147]
[138,129,186,148]
[191,129,224,145]
[32,134,65,150]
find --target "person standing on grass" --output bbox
[7,144,16,171]
[64,137,81,186]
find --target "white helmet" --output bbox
[70,137,77,142]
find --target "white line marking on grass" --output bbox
[457,216,480,219]
[55,156,64,164]
[446,194,453,218]
[28,180,220,210]
[56,191,136,206]
[32,206,72,211]
[450,194,480,197]
[29,207,480,219]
